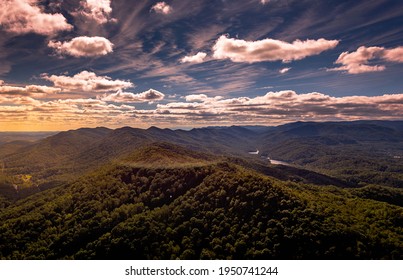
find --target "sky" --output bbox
[0,0,402,131]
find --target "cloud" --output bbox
[0,39,11,75]
[151,91,403,125]
[0,0,73,36]
[185,94,223,102]
[279,67,291,74]
[330,46,403,74]
[2,90,403,130]
[99,89,165,103]
[185,94,209,102]
[48,0,63,11]
[48,36,114,57]
[186,24,228,51]
[382,47,403,63]
[0,95,137,131]
[41,71,133,93]
[212,35,339,63]
[0,82,61,97]
[75,0,114,24]
[260,0,271,4]
[151,2,172,15]
[180,52,207,64]
[258,86,274,90]
[330,46,385,74]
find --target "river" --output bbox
[268,159,290,166]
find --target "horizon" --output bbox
[0,0,403,131]
[1,119,403,133]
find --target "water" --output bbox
[269,159,290,166]
[246,149,290,166]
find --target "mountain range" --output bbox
[0,121,402,259]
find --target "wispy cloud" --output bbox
[185,24,228,51]
[0,39,12,75]
[279,67,291,74]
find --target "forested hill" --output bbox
[0,144,402,259]
[0,121,402,259]
[256,121,403,187]
[1,120,402,193]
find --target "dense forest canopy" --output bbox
[0,121,402,259]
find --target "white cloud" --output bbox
[0,95,137,130]
[180,52,207,64]
[99,89,165,103]
[151,2,172,15]
[258,86,274,90]
[383,47,403,63]
[41,71,133,93]
[185,94,223,102]
[260,0,271,4]
[152,91,403,125]
[185,94,209,102]
[0,0,73,36]
[48,36,114,57]
[330,46,385,74]
[212,35,339,63]
[330,46,403,74]
[279,67,291,74]
[0,82,61,97]
[75,0,114,24]
[2,90,403,129]
[0,93,42,105]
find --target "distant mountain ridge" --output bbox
[0,120,402,200]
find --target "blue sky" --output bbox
[0,0,402,130]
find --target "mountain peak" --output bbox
[118,142,215,168]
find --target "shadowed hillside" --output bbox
[0,147,401,259]
[0,121,402,260]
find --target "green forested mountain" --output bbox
[257,122,403,188]
[0,121,402,259]
[0,144,402,259]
